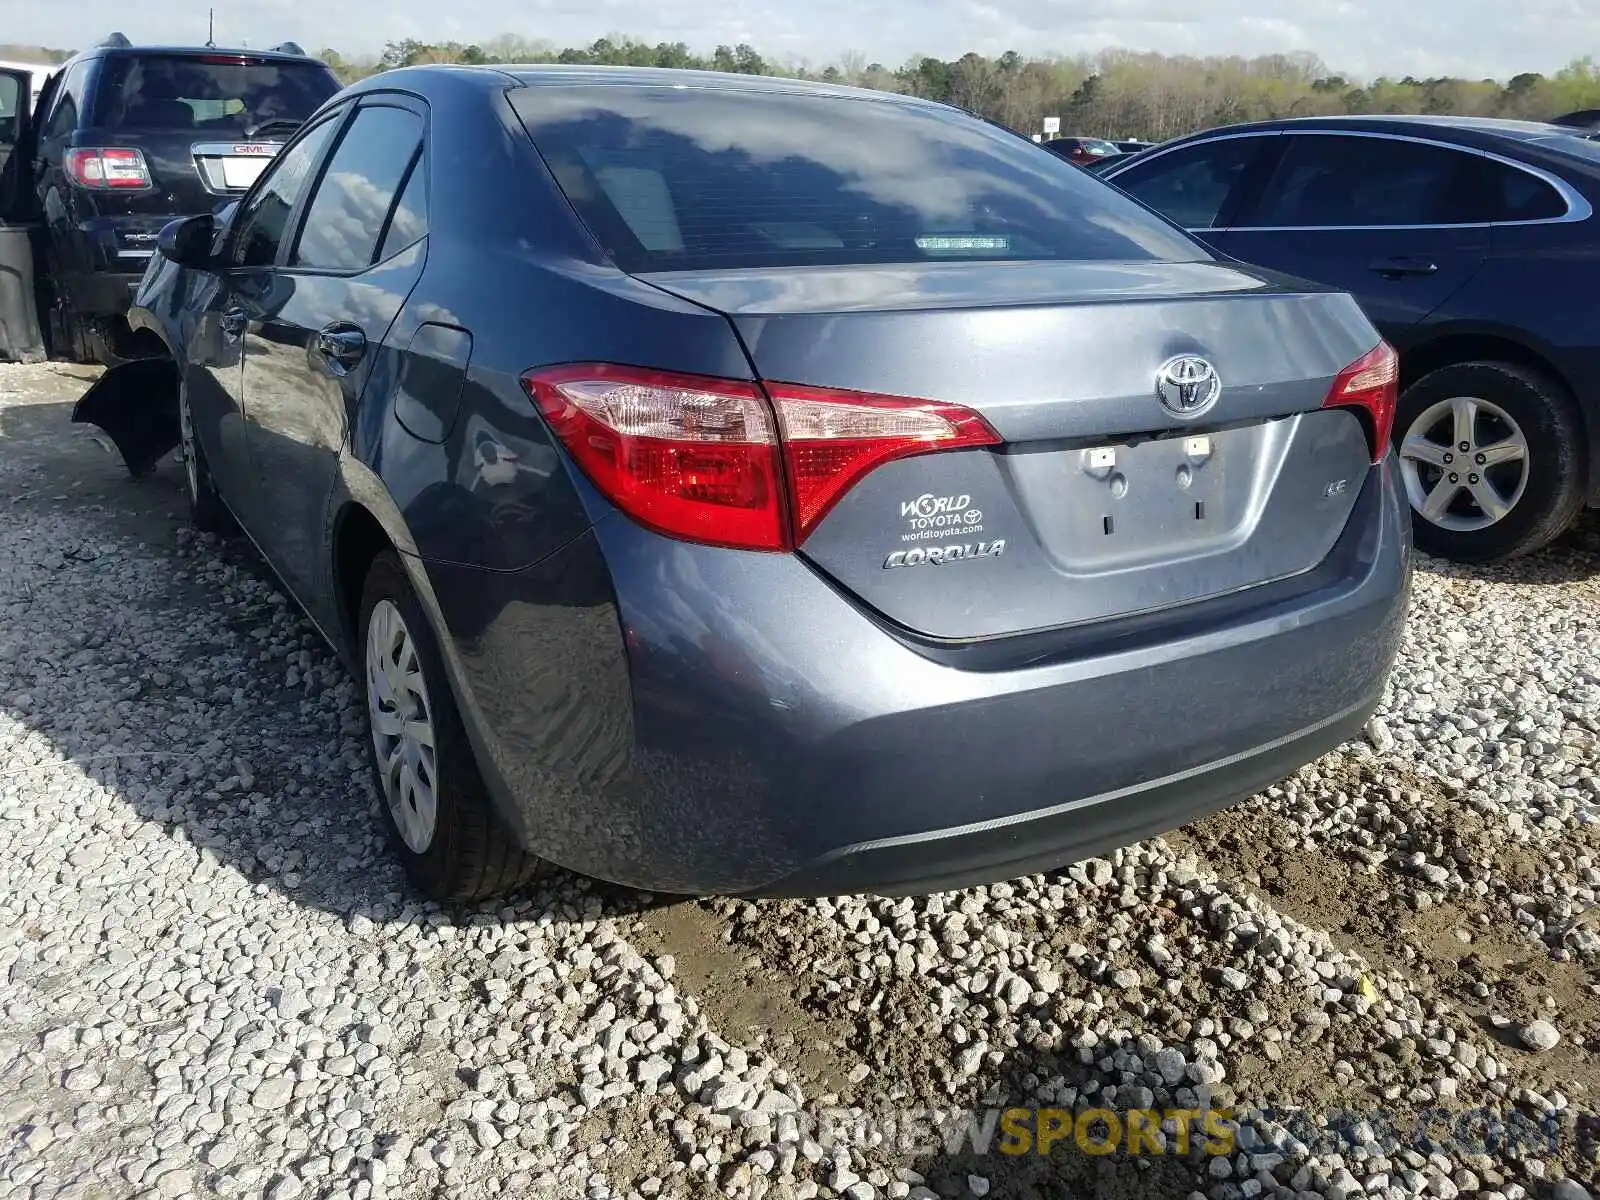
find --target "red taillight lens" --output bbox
[1323,340,1399,464]
[65,148,153,190]
[523,365,787,551]
[522,365,1002,551]
[768,383,1002,541]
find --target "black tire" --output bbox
[357,550,548,902]
[1394,361,1585,563]
[178,380,236,534]
[48,292,92,365]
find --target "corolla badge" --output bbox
[1155,355,1221,418]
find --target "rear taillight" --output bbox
[522,365,1001,551]
[1322,340,1398,464]
[523,365,787,551]
[768,382,1001,540]
[65,148,153,190]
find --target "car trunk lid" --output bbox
[644,259,1387,640]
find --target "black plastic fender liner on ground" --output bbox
[70,357,180,477]
[0,224,45,363]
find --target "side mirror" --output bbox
[157,213,218,269]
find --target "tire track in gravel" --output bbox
[631,898,868,1100]
[1174,755,1600,1103]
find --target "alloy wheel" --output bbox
[365,598,439,853]
[178,387,200,502]
[1398,395,1530,532]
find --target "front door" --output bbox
[240,99,428,609]
[1208,132,1491,346]
[198,112,342,528]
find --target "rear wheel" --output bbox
[177,381,235,533]
[1395,361,1584,562]
[358,551,548,902]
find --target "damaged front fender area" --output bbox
[72,358,180,478]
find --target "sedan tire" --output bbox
[178,381,236,534]
[1395,361,1584,562]
[358,551,549,902]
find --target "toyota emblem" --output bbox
[1155,355,1221,418]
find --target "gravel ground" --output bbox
[0,361,1597,1200]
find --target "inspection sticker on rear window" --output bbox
[899,492,986,543]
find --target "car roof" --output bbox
[1189,114,1577,142]
[74,45,323,65]
[360,62,949,110]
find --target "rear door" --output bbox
[240,98,427,603]
[1208,132,1490,344]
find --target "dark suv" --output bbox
[6,34,341,362]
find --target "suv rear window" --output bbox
[510,85,1206,273]
[90,54,339,134]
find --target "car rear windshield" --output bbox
[90,54,339,134]
[509,84,1207,273]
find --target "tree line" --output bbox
[6,37,1600,141]
[331,39,1600,140]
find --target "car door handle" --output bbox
[314,325,367,377]
[1368,257,1438,279]
[219,308,246,338]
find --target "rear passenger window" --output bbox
[1250,135,1468,227]
[43,63,88,140]
[1448,156,1567,223]
[1109,137,1265,229]
[293,106,423,272]
[230,116,337,268]
[374,153,427,263]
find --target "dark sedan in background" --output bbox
[75,66,1409,901]
[1106,116,1600,562]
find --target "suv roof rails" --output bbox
[97,32,132,49]
[269,41,306,56]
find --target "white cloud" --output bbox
[1,0,1589,80]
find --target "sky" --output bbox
[1,0,1594,81]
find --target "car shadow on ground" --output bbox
[0,393,666,940]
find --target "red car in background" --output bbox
[1043,135,1121,165]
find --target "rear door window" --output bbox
[90,53,339,134]
[1448,156,1567,222]
[292,105,423,271]
[42,62,88,140]
[511,86,1207,272]
[1109,137,1269,229]
[1245,135,1472,228]
[375,152,428,262]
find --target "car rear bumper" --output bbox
[59,269,143,317]
[428,454,1411,897]
[49,215,164,317]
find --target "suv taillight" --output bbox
[65,148,153,190]
[1322,340,1398,464]
[522,364,1001,551]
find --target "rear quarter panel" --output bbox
[347,79,756,574]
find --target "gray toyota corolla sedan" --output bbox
[74,66,1411,901]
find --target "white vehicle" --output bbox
[0,59,51,113]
